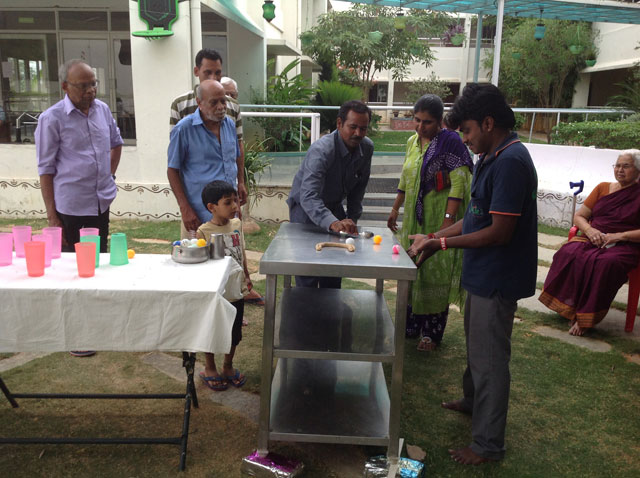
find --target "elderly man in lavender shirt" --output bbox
[36,59,123,252]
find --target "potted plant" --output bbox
[442,24,465,46]
[584,46,597,67]
[569,44,584,55]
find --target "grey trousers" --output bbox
[460,292,517,460]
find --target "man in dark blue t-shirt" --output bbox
[408,83,537,465]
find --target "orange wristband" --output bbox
[440,237,447,250]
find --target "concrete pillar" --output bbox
[572,73,591,108]
[459,15,472,92]
[190,0,202,89]
[128,0,195,183]
[386,69,395,123]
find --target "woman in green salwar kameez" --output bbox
[387,94,473,351]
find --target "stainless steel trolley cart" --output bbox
[257,223,417,465]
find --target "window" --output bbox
[0,9,136,143]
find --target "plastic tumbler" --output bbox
[12,225,32,258]
[43,227,62,259]
[0,233,13,266]
[32,234,53,267]
[75,242,96,278]
[80,234,100,267]
[24,241,45,277]
[109,233,129,266]
[79,227,100,237]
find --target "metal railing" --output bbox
[241,112,321,151]
[241,104,635,144]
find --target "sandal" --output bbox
[417,336,437,352]
[224,369,247,388]
[199,371,228,391]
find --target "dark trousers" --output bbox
[462,292,517,461]
[57,209,110,253]
[230,300,244,346]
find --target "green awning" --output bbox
[206,0,264,38]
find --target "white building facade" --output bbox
[0,0,326,220]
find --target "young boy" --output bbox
[196,180,251,390]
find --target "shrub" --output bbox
[250,59,314,152]
[315,81,362,132]
[513,112,525,131]
[551,120,640,149]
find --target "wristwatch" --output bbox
[444,213,453,219]
[111,174,116,180]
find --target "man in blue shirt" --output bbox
[287,100,373,288]
[408,83,537,465]
[167,80,242,238]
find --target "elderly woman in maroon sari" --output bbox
[539,149,640,335]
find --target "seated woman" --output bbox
[387,94,473,351]
[539,149,640,336]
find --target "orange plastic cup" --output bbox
[75,242,96,278]
[24,241,45,277]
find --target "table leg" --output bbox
[387,279,409,461]
[179,352,197,471]
[0,376,19,408]
[182,352,198,409]
[257,274,278,456]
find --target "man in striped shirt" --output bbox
[170,48,246,203]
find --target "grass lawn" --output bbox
[1,219,639,477]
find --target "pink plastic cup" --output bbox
[12,225,32,258]
[24,241,45,277]
[79,228,100,238]
[75,242,96,278]
[0,233,13,266]
[43,227,62,259]
[32,234,53,267]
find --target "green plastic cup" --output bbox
[80,234,100,267]
[109,233,129,266]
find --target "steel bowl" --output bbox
[171,244,209,264]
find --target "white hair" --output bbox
[59,59,89,83]
[619,149,640,171]
[220,76,237,90]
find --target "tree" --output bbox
[483,19,597,108]
[406,73,452,104]
[301,5,449,100]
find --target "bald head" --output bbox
[197,80,227,123]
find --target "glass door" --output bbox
[61,36,109,106]
[112,35,135,140]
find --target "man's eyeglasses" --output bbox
[67,80,99,91]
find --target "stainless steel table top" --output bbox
[259,223,417,280]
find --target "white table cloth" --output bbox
[0,253,244,354]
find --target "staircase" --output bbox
[359,154,404,228]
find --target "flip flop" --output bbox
[224,369,247,388]
[69,351,96,357]
[199,371,228,391]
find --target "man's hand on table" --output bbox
[330,219,358,234]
